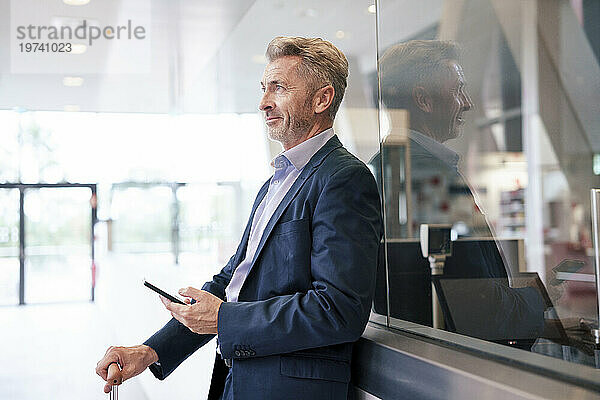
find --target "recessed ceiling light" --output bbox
[251,54,268,64]
[335,30,346,39]
[305,8,318,17]
[63,76,84,87]
[69,43,87,54]
[63,0,90,5]
[64,105,81,112]
[368,4,376,14]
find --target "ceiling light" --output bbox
[63,76,84,87]
[64,105,81,112]
[335,30,345,39]
[69,43,87,54]
[305,8,318,17]
[368,4,376,14]
[63,0,90,5]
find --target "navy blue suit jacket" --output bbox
[144,135,382,399]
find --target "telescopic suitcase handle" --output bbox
[107,363,122,399]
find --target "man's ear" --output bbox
[412,86,432,113]
[313,85,335,115]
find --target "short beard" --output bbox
[269,116,311,146]
[268,98,314,148]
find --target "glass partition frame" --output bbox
[373,0,600,376]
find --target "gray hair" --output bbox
[266,36,348,120]
[379,40,461,109]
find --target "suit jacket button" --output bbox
[234,350,241,357]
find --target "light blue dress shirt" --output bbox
[224,128,335,303]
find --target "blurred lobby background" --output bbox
[2,0,600,399]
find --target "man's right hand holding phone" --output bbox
[96,345,159,393]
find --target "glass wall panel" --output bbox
[110,186,173,254]
[0,189,20,305]
[194,0,385,323]
[178,183,241,266]
[377,0,600,368]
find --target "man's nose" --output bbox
[259,92,274,112]
[462,90,473,111]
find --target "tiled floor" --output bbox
[1,302,149,400]
[1,252,221,400]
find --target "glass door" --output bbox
[24,187,92,303]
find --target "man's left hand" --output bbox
[160,287,223,335]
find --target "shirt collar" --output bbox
[410,129,459,169]
[271,128,335,171]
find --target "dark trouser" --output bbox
[207,353,229,400]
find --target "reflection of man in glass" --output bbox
[374,40,546,348]
[377,40,489,237]
[382,41,472,144]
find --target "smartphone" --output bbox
[143,279,187,305]
[552,259,585,273]
[549,259,586,286]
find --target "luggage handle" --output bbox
[107,363,122,399]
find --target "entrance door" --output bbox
[24,187,92,304]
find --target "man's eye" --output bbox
[276,85,285,91]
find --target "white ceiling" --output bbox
[0,0,443,114]
[0,0,255,113]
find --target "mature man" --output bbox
[96,36,382,399]
[373,40,545,346]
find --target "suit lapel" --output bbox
[247,135,343,269]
